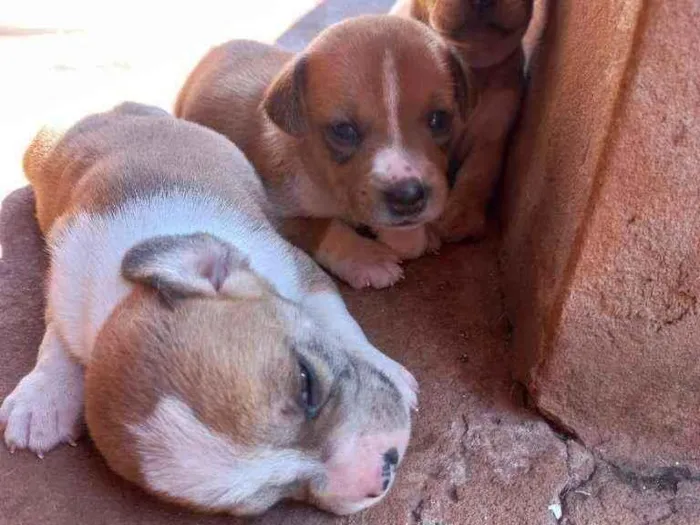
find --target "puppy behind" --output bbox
[392,0,534,241]
[176,15,469,289]
[0,103,416,516]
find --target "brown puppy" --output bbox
[392,0,534,241]
[176,15,468,289]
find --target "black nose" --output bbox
[473,0,494,12]
[367,448,401,497]
[384,447,399,467]
[383,179,428,217]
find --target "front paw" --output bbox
[0,369,84,456]
[327,239,403,289]
[369,353,419,411]
[433,205,487,243]
[375,226,440,260]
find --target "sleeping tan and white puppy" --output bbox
[0,103,416,516]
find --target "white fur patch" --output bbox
[371,147,415,185]
[47,192,304,363]
[382,50,402,147]
[130,396,317,512]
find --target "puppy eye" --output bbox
[427,110,453,137]
[327,121,361,147]
[299,362,322,419]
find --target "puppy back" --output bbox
[175,40,292,153]
[26,103,267,234]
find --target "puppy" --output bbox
[392,0,534,241]
[175,15,468,289]
[0,103,417,516]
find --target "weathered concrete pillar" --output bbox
[501,0,700,470]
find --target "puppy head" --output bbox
[425,0,533,67]
[263,15,468,230]
[85,232,411,516]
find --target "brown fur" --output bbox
[394,0,534,241]
[176,16,469,287]
[24,102,267,235]
[22,103,411,515]
[85,290,305,492]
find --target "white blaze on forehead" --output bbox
[129,396,317,511]
[382,50,402,147]
[371,147,414,182]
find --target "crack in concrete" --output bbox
[411,498,425,523]
[409,414,471,523]
[525,399,700,524]
[557,443,597,523]
[557,452,700,523]
[609,463,700,494]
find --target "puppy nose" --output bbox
[473,0,494,12]
[384,179,427,216]
[384,447,399,467]
[367,447,401,498]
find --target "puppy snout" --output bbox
[383,179,428,217]
[473,0,495,12]
[366,447,400,498]
[384,447,400,467]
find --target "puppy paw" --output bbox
[433,206,487,243]
[376,226,439,260]
[371,354,419,411]
[0,369,83,456]
[327,240,403,289]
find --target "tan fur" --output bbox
[25,103,268,236]
[176,15,469,289]
[3,103,415,516]
[85,290,307,495]
[394,0,535,242]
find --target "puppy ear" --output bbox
[262,55,309,136]
[446,48,470,120]
[121,233,267,301]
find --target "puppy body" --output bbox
[175,41,315,219]
[0,103,415,516]
[392,0,534,241]
[176,16,469,289]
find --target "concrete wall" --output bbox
[501,0,700,470]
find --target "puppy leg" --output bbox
[0,323,84,456]
[435,136,503,242]
[375,225,441,260]
[280,217,403,289]
[301,290,418,410]
[435,86,521,242]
